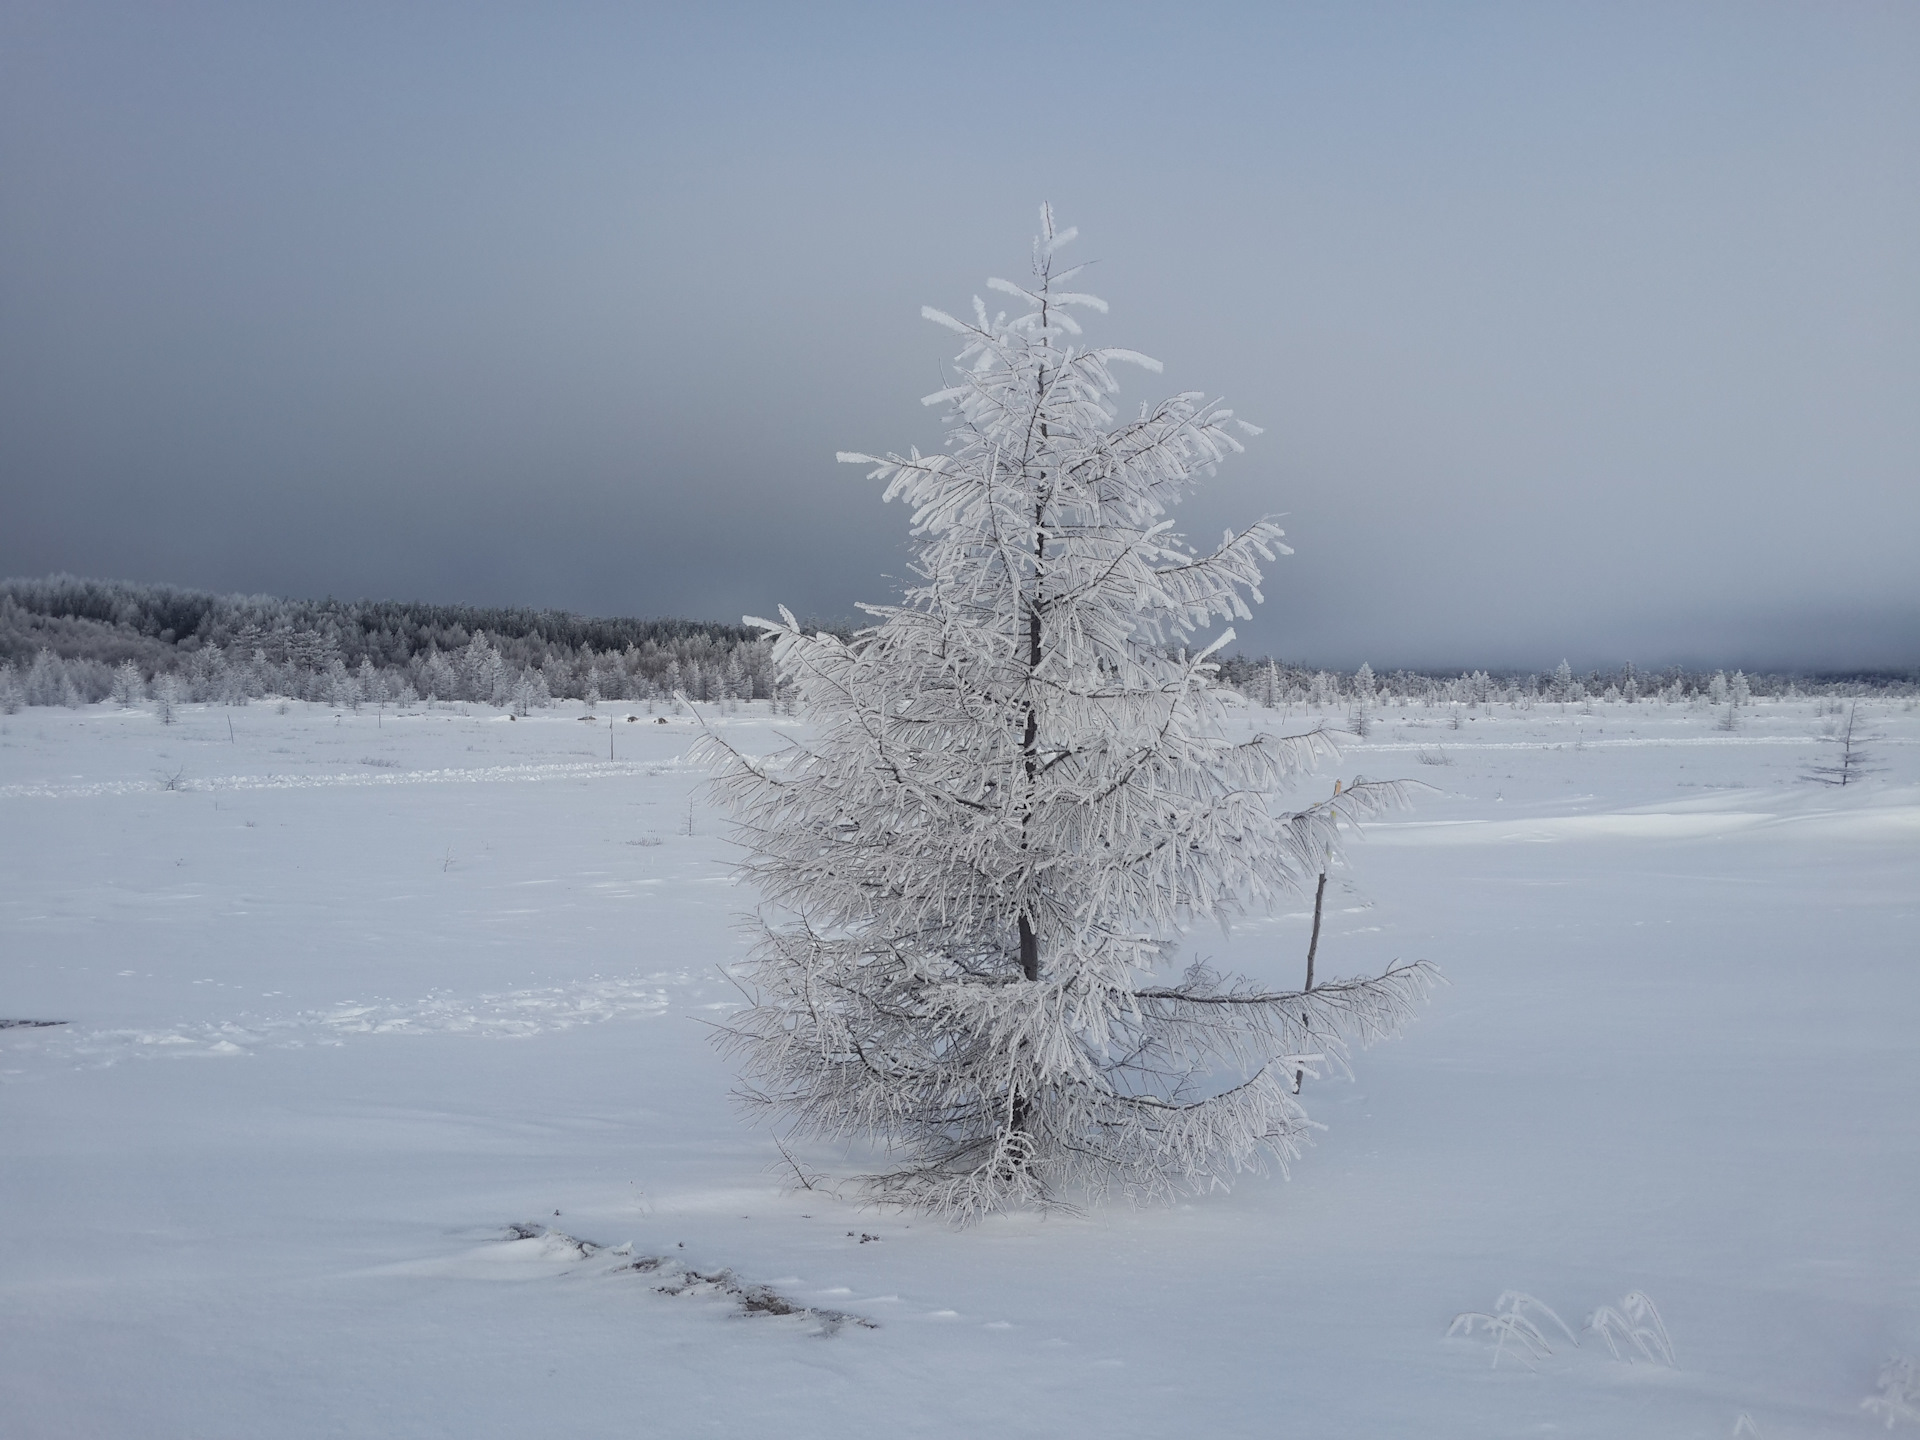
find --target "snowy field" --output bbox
[2,694,1915,1438]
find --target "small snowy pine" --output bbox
[699,209,1435,1220]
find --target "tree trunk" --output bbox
[1009,333,1051,1144]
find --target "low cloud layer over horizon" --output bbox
[3,3,1915,671]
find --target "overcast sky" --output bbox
[3,2,1915,670]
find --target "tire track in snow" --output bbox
[1367,804,1920,845]
[1347,735,1823,753]
[0,970,722,1073]
[0,758,687,801]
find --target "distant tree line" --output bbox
[1,574,1911,715]
[0,574,813,713]
[1210,654,1916,713]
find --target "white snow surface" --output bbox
[2,697,1915,1437]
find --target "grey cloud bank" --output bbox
[2,2,1915,671]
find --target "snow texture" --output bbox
[2,693,1916,1437]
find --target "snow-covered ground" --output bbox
[3,695,1915,1438]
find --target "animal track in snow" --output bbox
[0,758,684,801]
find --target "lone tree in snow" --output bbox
[1806,703,1880,787]
[699,209,1434,1220]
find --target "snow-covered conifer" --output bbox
[700,209,1434,1219]
[111,660,146,707]
[1351,662,1376,737]
[724,652,748,712]
[421,648,458,703]
[457,634,501,704]
[153,672,184,724]
[322,658,358,709]
[25,649,71,707]
[510,672,548,716]
[1806,704,1880,787]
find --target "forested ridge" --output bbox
[0,573,1910,713]
[0,574,794,710]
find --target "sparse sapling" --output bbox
[1806,704,1880,787]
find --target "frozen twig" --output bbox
[1864,1356,1920,1429]
[1585,1290,1675,1366]
[1449,1292,1578,1370]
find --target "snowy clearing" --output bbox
[2,696,1915,1437]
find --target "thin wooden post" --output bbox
[1295,866,1329,1095]
[1305,869,1327,993]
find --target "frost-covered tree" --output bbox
[724,652,749,712]
[25,649,79,708]
[510,672,548,717]
[1351,661,1376,737]
[1717,667,1750,732]
[700,209,1434,1219]
[461,634,507,705]
[153,672,184,724]
[420,648,459,703]
[1806,704,1880,787]
[322,657,358,709]
[111,660,146,707]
